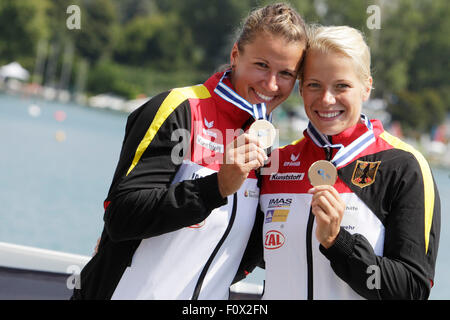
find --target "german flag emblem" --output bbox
[351,160,381,188]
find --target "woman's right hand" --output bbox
[217,133,267,198]
[308,185,346,249]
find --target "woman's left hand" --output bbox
[308,185,346,249]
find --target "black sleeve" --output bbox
[232,204,265,284]
[320,153,440,300]
[103,91,227,242]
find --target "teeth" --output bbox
[255,90,274,102]
[318,111,342,118]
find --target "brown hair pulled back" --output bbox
[237,3,307,51]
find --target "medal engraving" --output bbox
[308,160,337,186]
[249,119,276,149]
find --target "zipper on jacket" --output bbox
[191,193,238,300]
[306,144,333,300]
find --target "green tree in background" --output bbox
[113,12,196,70]
[173,0,255,72]
[408,0,450,94]
[318,0,369,29]
[370,0,424,97]
[387,91,427,134]
[46,0,77,44]
[381,0,449,133]
[0,0,447,134]
[74,0,118,63]
[112,0,157,24]
[422,89,447,131]
[388,88,447,134]
[0,0,50,69]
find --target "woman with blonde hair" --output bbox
[257,25,440,299]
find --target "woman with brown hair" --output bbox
[72,3,307,300]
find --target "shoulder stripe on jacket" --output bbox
[279,137,305,149]
[379,131,435,253]
[126,85,211,176]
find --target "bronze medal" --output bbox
[308,160,337,186]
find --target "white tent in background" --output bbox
[0,62,30,81]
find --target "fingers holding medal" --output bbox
[218,131,268,198]
[308,160,345,249]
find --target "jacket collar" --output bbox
[204,72,255,129]
[304,118,384,148]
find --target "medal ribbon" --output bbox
[214,70,271,121]
[307,114,375,168]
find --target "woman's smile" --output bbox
[315,110,345,120]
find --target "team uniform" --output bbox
[72,72,262,300]
[259,118,440,299]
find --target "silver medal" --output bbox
[249,119,276,149]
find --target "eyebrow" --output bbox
[304,78,353,83]
[284,68,298,74]
[254,57,297,74]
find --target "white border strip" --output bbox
[0,242,90,274]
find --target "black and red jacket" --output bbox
[255,119,440,299]
[72,72,262,299]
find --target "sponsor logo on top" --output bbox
[341,205,359,231]
[268,198,292,208]
[283,153,301,167]
[244,189,259,198]
[264,230,285,250]
[269,172,304,181]
[196,135,224,153]
[204,118,214,129]
[202,117,217,139]
[265,209,289,223]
